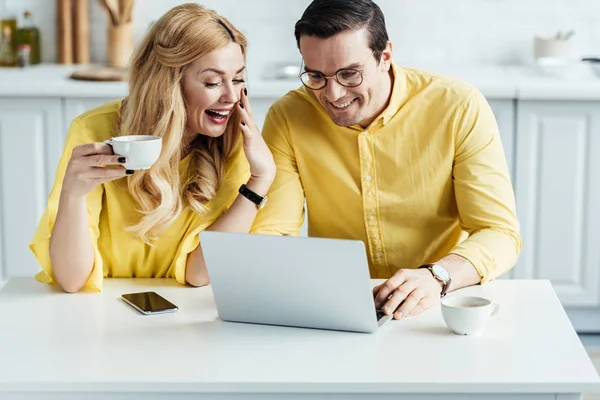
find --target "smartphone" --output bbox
[121,291,178,315]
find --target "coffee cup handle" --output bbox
[490,302,500,317]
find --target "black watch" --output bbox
[418,263,452,297]
[238,184,269,209]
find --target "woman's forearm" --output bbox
[208,177,271,232]
[49,192,95,293]
[185,177,271,286]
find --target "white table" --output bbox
[0,278,598,400]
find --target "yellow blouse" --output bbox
[30,100,250,291]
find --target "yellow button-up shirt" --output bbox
[251,63,521,283]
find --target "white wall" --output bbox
[2,0,600,81]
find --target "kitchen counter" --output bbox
[0,65,128,98]
[0,277,598,399]
[506,65,600,100]
[1,63,600,100]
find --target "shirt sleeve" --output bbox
[172,143,251,284]
[448,89,522,283]
[250,105,306,235]
[29,119,105,292]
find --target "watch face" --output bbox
[432,264,450,281]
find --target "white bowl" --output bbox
[535,57,596,79]
[535,57,578,78]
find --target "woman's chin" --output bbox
[198,129,226,138]
[193,123,227,138]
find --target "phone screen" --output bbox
[122,292,178,313]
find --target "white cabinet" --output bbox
[515,101,600,312]
[488,100,516,180]
[0,98,63,279]
[488,100,516,280]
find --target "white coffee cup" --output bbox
[441,296,500,335]
[104,135,162,170]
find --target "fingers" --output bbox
[405,296,436,318]
[374,270,407,309]
[68,146,130,181]
[71,143,126,168]
[375,269,441,320]
[83,154,128,167]
[237,101,253,141]
[382,282,415,316]
[72,142,114,157]
[239,86,253,118]
[89,168,130,184]
[89,165,129,179]
[372,283,383,298]
[237,88,255,133]
[394,289,426,320]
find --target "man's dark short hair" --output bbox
[294,0,389,63]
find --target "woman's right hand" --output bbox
[61,143,131,198]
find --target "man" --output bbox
[250,0,521,320]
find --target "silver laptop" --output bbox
[200,231,393,333]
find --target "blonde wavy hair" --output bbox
[118,3,247,243]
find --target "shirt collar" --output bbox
[380,62,408,126]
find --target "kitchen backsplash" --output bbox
[2,0,600,81]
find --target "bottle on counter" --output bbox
[16,10,41,67]
[0,17,18,67]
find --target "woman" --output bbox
[29,3,275,292]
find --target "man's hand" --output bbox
[372,268,443,320]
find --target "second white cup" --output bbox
[441,296,500,335]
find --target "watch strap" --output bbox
[238,184,264,207]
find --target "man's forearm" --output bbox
[446,227,521,285]
[434,254,482,292]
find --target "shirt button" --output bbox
[369,215,375,221]
[362,131,369,136]
[375,252,382,259]
[366,175,372,181]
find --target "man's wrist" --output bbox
[423,268,444,293]
[418,263,451,297]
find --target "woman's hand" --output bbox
[236,88,276,187]
[62,143,131,198]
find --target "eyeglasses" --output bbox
[298,51,376,90]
